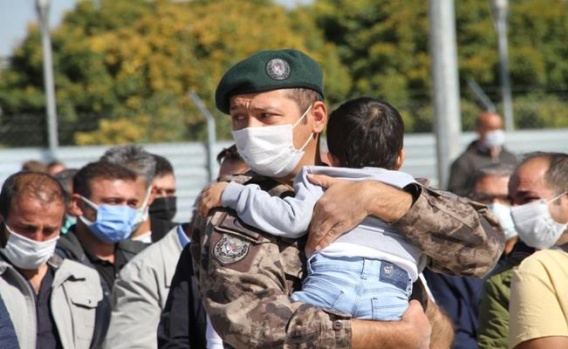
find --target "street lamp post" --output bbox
[36,0,59,150]
[490,0,514,131]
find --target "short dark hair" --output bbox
[472,163,515,185]
[53,168,79,197]
[326,97,404,169]
[547,153,568,195]
[100,144,156,186]
[518,152,568,196]
[216,145,244,165]
[21,160,48,173]
[285,88,324,113]
[152,154,174,177]
[73,161,138,199]
[0,172,66,219]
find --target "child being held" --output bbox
[200,97,426,320]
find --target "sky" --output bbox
[0,0,311,58]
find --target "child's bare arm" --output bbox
[198,182,229,216]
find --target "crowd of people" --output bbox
[0,48,566,349]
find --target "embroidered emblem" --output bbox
[213,234,251,265]
[383,264,393,275]
[266,58,290,80]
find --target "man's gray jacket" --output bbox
[0,254,103,349]
[104,225,184,349]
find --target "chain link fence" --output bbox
[2,90,566,148]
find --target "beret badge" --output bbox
[266,58,291,80]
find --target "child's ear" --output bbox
[394,149,406,170]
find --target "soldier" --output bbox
[189,49,504,348]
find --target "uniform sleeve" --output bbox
[190,210,351,349]
[104,258,162,349]
[221,170,322,238]
[477,272,511,349]
[392,184,504,277]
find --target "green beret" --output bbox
[215,49,324,114]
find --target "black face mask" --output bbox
[149,196,177,221]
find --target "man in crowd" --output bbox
[506,152,568,348]
[0,172,105,348]
[53,168,79,235]
[56,161,146,295]
[447,111,518,196]
[100,144,157,243]
[186,48,503,348]
[148,153,179,242]
[424,163,515,349]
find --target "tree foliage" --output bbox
[310,0,568,131]
[0,0,349,145]
[0,0,567,147]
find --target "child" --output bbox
[200,97,426,320]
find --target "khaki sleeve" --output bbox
[393,184,504,277]
[191,209,351,349]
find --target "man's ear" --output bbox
[394,149,406,170]
[68,194,83,218]
[147,186,157,206]
[311,101,327,134]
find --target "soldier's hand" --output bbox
[402,300,432,349]
[306,174,371,254]
[198,182,228,216]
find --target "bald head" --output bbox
[0,172,66,220]
[476,112,503,137]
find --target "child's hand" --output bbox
[198,182,229,216]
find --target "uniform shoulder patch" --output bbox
[213,233,251,265]
[266,58,290,80]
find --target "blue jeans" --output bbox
[291,254,412,320]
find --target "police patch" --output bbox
[213,234,251,265]
[266,58,290,80]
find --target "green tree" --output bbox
[309,0,568,132]
[0,0,350,146]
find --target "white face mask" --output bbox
[484,129,505,148]
[488,202,518,240]
[131,187,152,232]
[511,192,568,249]
[232,105,313,178]
[1,224,59,270]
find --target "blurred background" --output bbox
[0,0,567,220]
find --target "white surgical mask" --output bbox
[232,105,313,178]
[131,187,152,232]
[484,129,505,149]
[488,202,518,240]
[511,192,568,249]
[1,224,59,270]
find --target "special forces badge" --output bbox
[266,58,290,80]
[213,234,251,265]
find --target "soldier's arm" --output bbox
[191,210,431,349]
[307,176,504,277]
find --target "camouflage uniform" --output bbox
[191,174,504,349]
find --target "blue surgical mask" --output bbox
[79,196,137,244]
